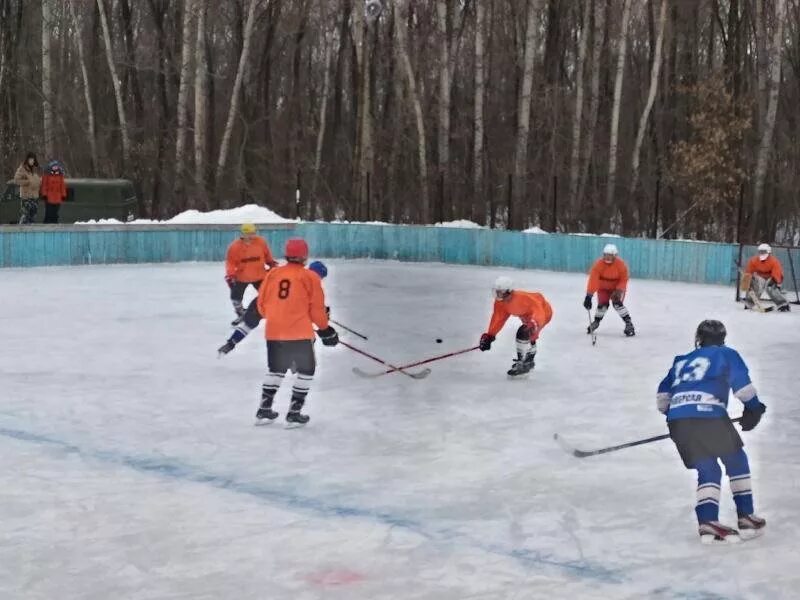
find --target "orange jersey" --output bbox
[256,262,329,341]
[487,291,553,337]
[225,236,276,282]
[746,255,783,285]
[586,257,629,294]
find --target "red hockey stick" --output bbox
[340,341,431,379]
[352,345,480,378]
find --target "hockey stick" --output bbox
[341,341,430,379]
[330,318,368,341]
[587,309,597,346]
[554,417,744,458]
[353,345,480,378]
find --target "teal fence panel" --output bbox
[0,225,296,268]
[1,222,738,285]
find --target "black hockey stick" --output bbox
[330,318,369,341]
[554,417,743,458]
[587,309,597,346]
[341,341,430,379]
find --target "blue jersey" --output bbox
[656,345,761,421]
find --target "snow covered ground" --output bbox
[2,260,799,599]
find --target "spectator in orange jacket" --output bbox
[478,276,553,378]
[251,238,338,426]
[40,160,67,223]
[583,244,636,337]
[746,244,790,311]
[224,223,278,320]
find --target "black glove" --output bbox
[740,402,766,431]
[317,326,339,347]
[479,333,494,351]
[583,294,592,310]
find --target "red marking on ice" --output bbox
[307,569,366,587]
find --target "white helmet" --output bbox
[493,276,514,299]
[603,243,619,256]
[758,243,771,261]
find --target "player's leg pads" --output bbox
[721,448,754,516]
[596,303,609,320]
[612,300,630,319]
[515,325,533,357]
[693,457,722,524]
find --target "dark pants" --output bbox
[668,418,743,468]
[229,280,262,303]
[19,199,38,224]
[267,340,316,376]
[43,202,60,224]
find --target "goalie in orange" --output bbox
[745,244,790,312]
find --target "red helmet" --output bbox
[285,238,309,261]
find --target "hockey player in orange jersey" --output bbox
[253,238,338,426]
[745,243,790,311]
[478,276,553,377]
[224,223,278,321]
[583,244,636,337]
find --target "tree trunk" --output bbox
[752,0,787,240]
[605,0,632,229]
[579,0,606,228]
[312,0,335,221]
[436,0,450,222]
[512,0,538,231]
[97,0,131,168]
[42,0,54,158]
[394,0,429,223]
[473,0,486,224]
[629,0,667,198]
[568,0,591,226]
[216,0,258,196]
[174,0,194,202]
[194,0,207,205]
[68,0,99,175]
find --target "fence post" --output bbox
[735,182,745,244]
[507,173,513,230]
[438,171,444,224]
[551,175,558,232]
[651,178,660,239]
[366,171,371,222]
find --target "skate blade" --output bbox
[254,418,278,427]
[738,528,765,541]
[700,533,742,545]
[284,421,308,429]
[506,372,531,380]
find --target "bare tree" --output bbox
[97,0,131,167]
[605,0,633,227]
[512,0,539,230]
[752,0,787,237]
[473,0,486,223]
[68,0,99,174]
[194,0,207,200]
[216,0,258,191]
[312,0,336,219]
[42,0,54,158]
[630,0,667,198]
[174,0,195,199]
[568,0,592,224]
[394,0,429,222]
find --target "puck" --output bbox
[435,338,442,343]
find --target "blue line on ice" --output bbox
[1,425,622,583]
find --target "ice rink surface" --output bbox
[2,259,799,599]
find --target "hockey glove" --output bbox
[317,326,339,347]
[740,401,766,431]
[583,295,593,310]
[479,333,494,352]
[224,275,235,289]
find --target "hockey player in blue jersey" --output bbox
[656,320,767,544]
[217,260,328,356]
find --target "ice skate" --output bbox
[507,353,534,378]
[698,521,741,545]
[285,411,310,427]
[254,403,279,425]
[623,319,635,337]
[217,340,236,356]
[587,320,600,335]
[737,513,766,539]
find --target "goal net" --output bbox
[735,243,800,306]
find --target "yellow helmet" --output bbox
[240,223,257,235]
